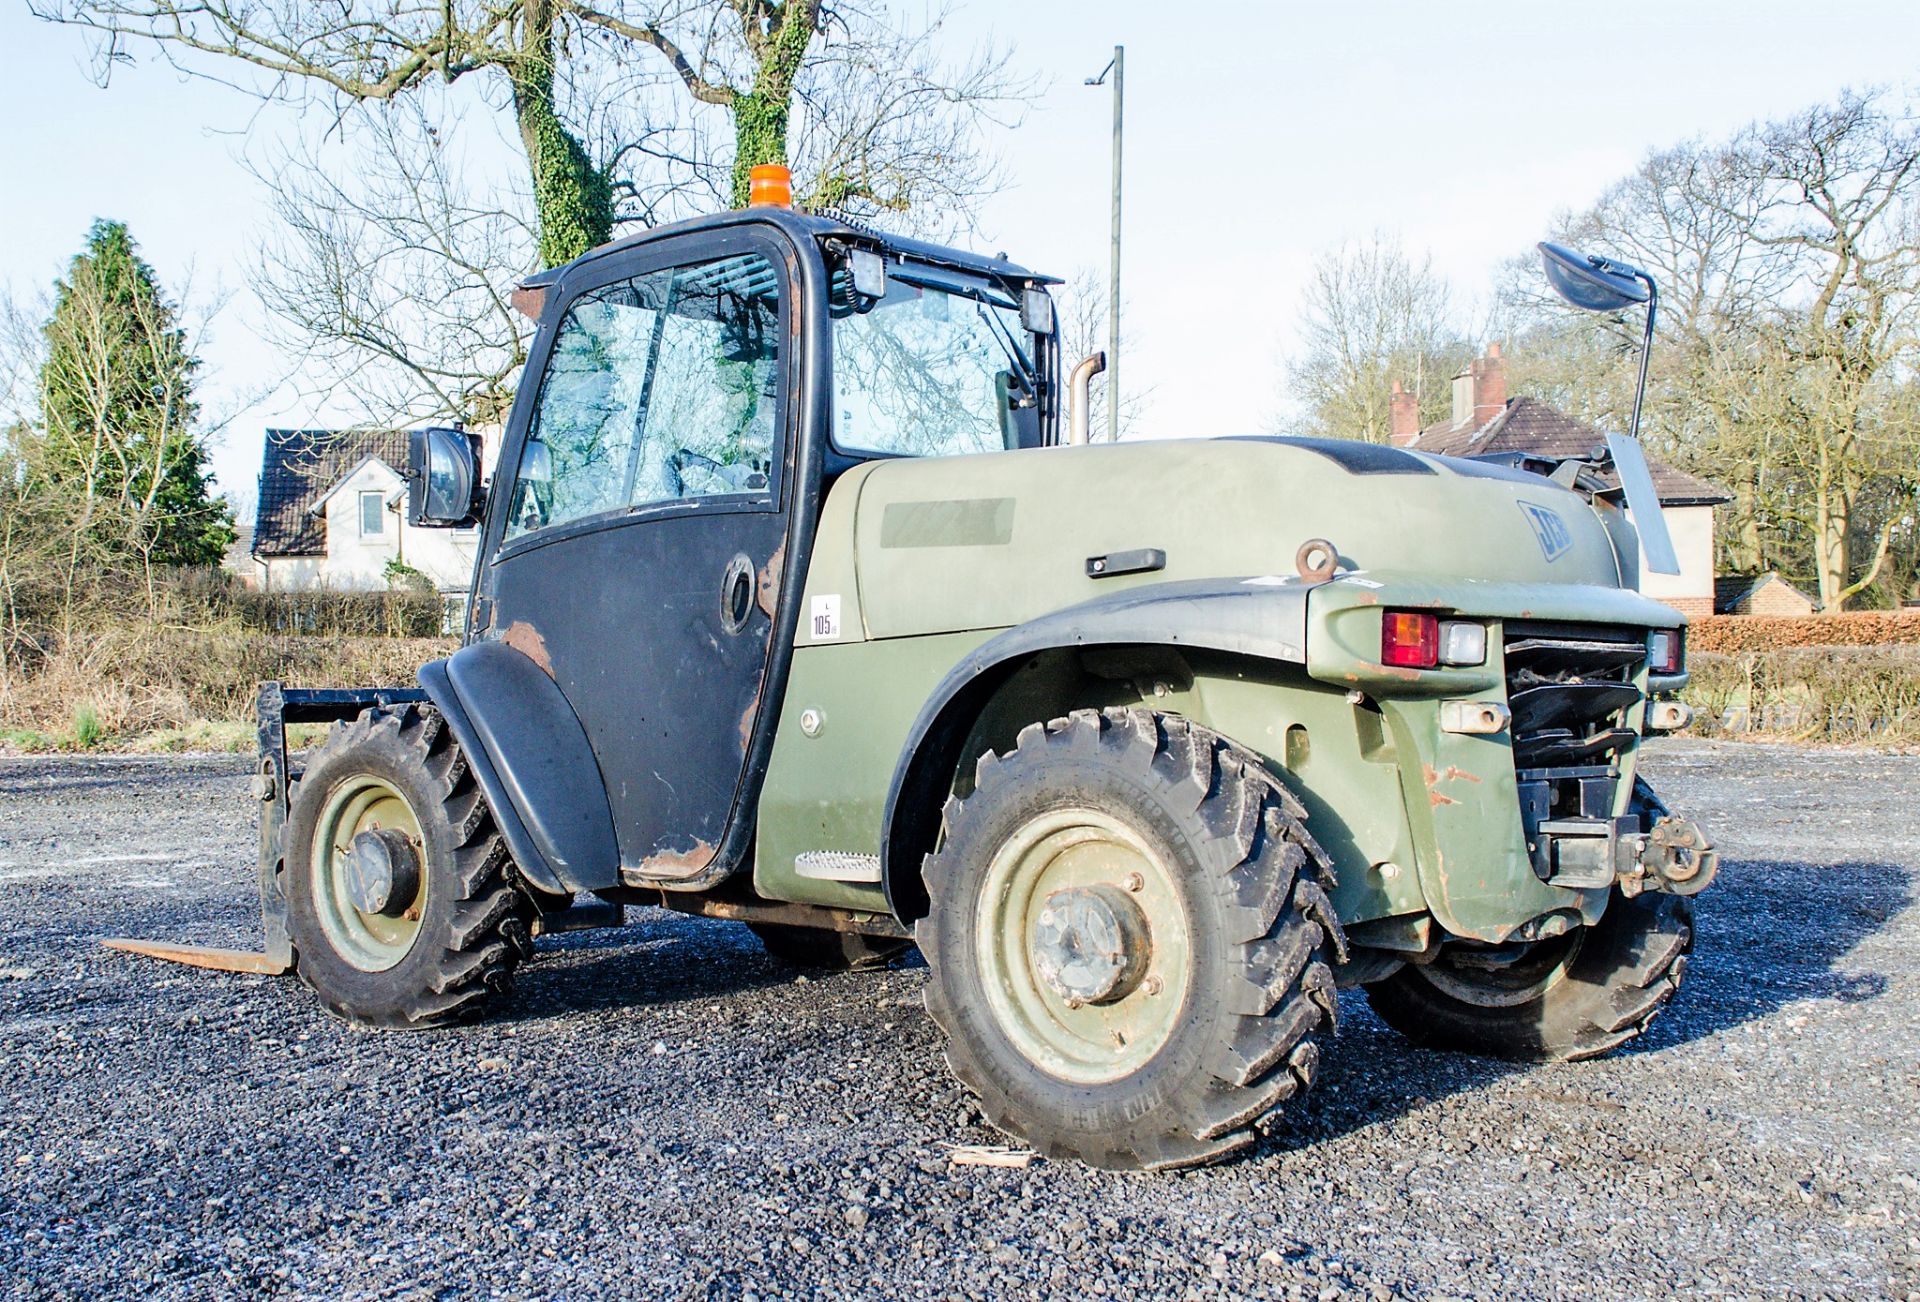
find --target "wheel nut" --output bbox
[1123,871,1144,893]
[1143,974,1164,996]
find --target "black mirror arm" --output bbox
[1626,272,1657,444]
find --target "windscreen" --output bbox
[829,264,1040,457]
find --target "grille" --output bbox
[1503,621,1645,769]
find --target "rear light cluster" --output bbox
[1649,628,1685,675]
[1380,611,1487,669]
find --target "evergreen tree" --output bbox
[38,220,234,568]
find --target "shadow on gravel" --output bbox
[492,915,797,1020]
[1256,855,1913,1157]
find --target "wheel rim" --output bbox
[1416,930,1584,1008]
[975,806,1191,1085]
[311,774,427,972]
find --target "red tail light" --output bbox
[1649,628,1684,674]
[1382,611,1439,668]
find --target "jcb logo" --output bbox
[1517,501,1572,563]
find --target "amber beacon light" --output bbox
[747,164,793,209]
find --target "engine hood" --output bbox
[840,436,1633,641]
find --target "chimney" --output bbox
[1451,342,1507,429]
[1389,381,1421,447]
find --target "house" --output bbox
[1715,572,1816,617]
[1390,345,1730,619]
[249,428,481,603]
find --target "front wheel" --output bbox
[1363,892,1693,1062]
[920,709,1347,1170]
[283,705,536,1029]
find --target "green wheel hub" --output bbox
[311,774,428,973]
[976,807,1191,1084]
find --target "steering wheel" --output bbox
[666,447,768,498]
[665,447,728,498]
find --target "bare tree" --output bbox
[33,0,1032,264]
[1505,89,1920,608]
[249,101,538,427]
[1281,234,1471,442]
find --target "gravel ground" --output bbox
[0,738,1915,1301]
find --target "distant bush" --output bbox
[1684,647,1920,746]
[1689,611,1920,653]
[0,566,456,748]
[163,567,446,638]
[1,624,454,743]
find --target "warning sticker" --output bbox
[810,594,842,642]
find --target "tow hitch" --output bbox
[1621,815,1718,897]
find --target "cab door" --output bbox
[475,230,795,883]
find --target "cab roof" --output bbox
[520,207,1056,292]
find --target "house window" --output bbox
[359,490,385,538]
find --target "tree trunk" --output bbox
[511,4,614,268]
[1812,443,1850,610]
[728,2,818,208]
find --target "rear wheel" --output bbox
[284,705,535,1029]
[748,923,911,971]
[920,709,1347,1170]
[1363,892,1693,1061]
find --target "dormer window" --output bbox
[359,490,385,538]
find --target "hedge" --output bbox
[1687,611,1920,653]
[1684,646,1920,745]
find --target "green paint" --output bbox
[754,435,1689,947]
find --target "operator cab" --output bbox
[403,206,1061,892]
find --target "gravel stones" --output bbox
[0,741,1916,1300]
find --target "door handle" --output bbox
[720,553,755,635]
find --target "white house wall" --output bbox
[264,459,479,593]
[1632,504,1715,603]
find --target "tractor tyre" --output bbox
[919,708,1347,1170]
[1363,892,1693,1062]
[283,704,536,1029]
[748,923,911,971]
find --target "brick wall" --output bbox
[1739,581,1816,618]
[1659,596,1716,620]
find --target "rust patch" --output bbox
[738,691,760,752]
[501,621,554,678]
[1423,763,1460,807]
[510,283,547,321]
[1440,766,1482,784]
[639,839,718,879]
[756,540,786,619]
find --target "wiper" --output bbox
[976,303,1037,395]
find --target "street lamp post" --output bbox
[1086,45,1123,442]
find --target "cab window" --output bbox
[507,252,782,540]
[830,267,1038,458]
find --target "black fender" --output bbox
[879,576,1320,921]
[419,640,620,898]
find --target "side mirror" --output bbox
[407,426,484,528]
[1537,242,1651,313]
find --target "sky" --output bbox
[3,0,1918,511]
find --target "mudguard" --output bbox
[879,575,1321,917]
[419,641,620,897]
